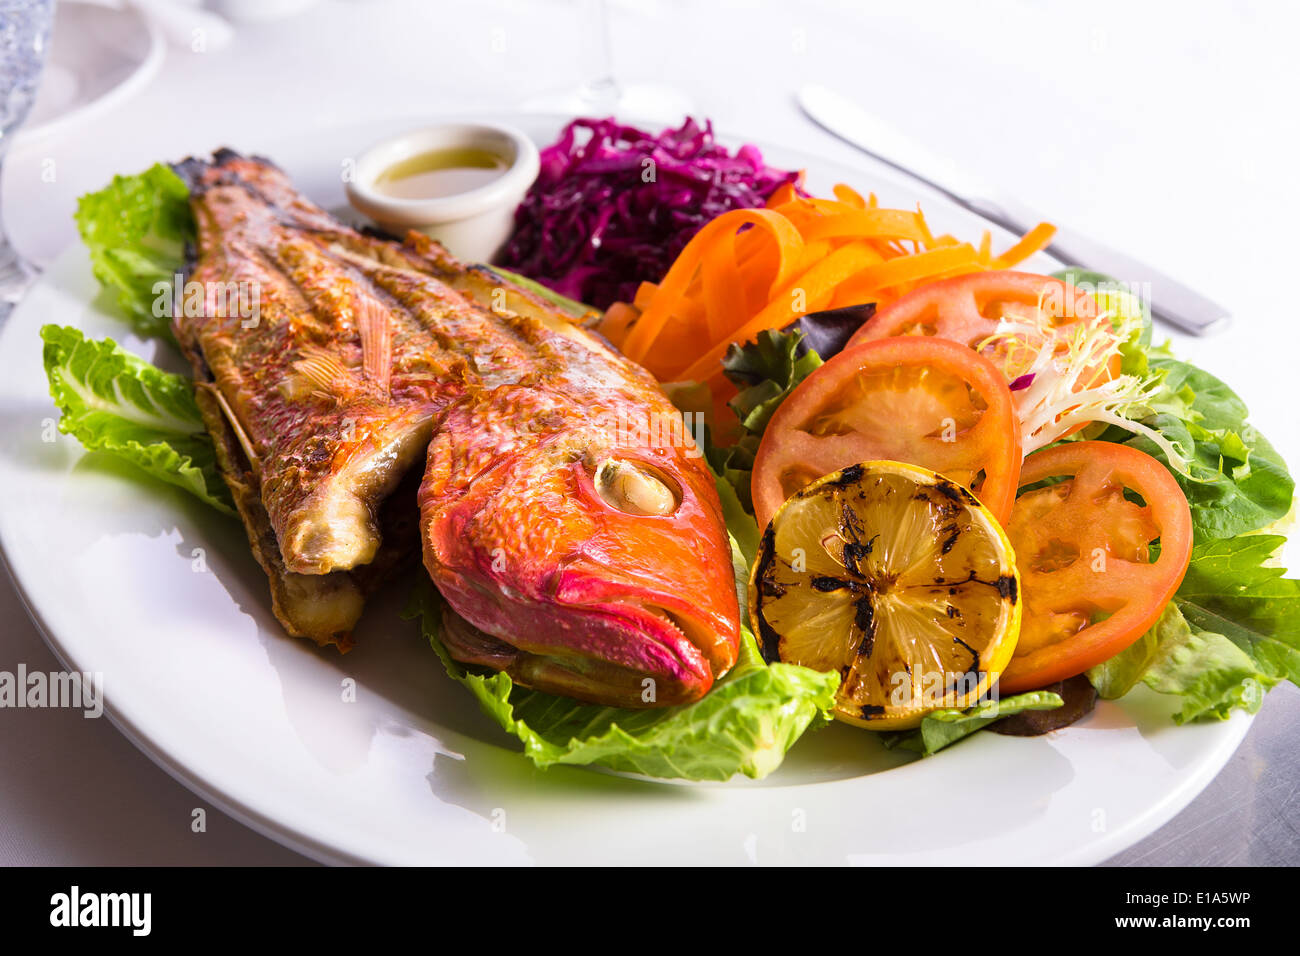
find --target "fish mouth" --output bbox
[549,598,720,707]
[617,600,735,678]
[438,593,725,708]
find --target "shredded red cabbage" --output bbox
[497,117,799,310]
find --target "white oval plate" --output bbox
[0,113,1257,865]
[19,0,165,145]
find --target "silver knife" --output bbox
[797,83,1230,335]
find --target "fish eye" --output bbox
[594,459,681,517]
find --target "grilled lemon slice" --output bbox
[750,460,1021,730]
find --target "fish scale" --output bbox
[174,151,739,706]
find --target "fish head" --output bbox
[422,419,741,708]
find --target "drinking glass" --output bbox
[522,0,694,123]
[0,0,55,316]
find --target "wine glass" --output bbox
[521,0,695,123]
[0,0,55,317]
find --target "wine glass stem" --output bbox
[577,0,620,112]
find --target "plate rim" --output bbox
[0,548,359,865]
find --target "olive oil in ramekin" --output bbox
[373,147,509,200]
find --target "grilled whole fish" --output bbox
[176,151,740,705]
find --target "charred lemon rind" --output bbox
[749,460,1021,731]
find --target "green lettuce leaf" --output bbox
[1126,356,1293,542]
[1050,271,1293,542]
[1088,604,1276,722]
[406,582,839,781]
[1175,535,1300,687]
[1093,337,1293,542]
[41,325,233,514]
[706,328,822,511]
[714,470,759,578]
[879,691,1065,756]
[1088,536,1299,721]
[722,328,824,435]
[74,163,194,341]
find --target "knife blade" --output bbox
[797,83,1230,335]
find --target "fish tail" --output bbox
[172,148,281,195]
[176,149,341,236]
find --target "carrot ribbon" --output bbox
[598,183,1056,404]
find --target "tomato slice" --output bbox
[751,336,1022,529]
[846,270,1117,387]
[998,441,1193,694]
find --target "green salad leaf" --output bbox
[406,580,839,781]
[1087,603,1276,722]
[1087,535,1300,721]
[706,328,822,511]
[722,327,824,435]
[74,163,194,341]
[880,691,1065,756]
[714,471,760,583]
[1123,353,1293,542]
[1050,270,1293,543]
[41,325,233,514]
[1175,534,1300,684]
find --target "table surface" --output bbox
[1,0,1297,866]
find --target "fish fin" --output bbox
[290,345,356,400]
[357,293,393,397]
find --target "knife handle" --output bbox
[966,197,1231,336]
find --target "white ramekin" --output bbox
[345,122,540,263]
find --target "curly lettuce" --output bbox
[706,328,822,511]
